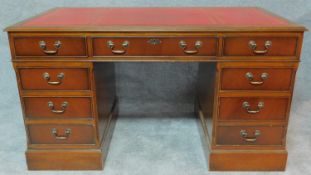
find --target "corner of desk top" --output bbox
[3,7,60,33]
[254,7,308,32]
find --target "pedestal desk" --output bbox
[5,7,307,171]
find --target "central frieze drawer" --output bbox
[223,36,297,56]
[23,97,93,118]
[221,68,294,90]
[18,68,90,90]
[28,124,96,145]
[216,126,285,146]
[92,36,217,56]
[13,36,87,57]
[219,97,289,121]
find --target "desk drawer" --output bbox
[92,36,217,56]
[219,97,289,121]
[13,36,87,57]
[221,68,293,90]
[216,126,284,146]
[19,68,90,90]
[24,97,92,119]
[28,124,96,145]
[223,36,297,56]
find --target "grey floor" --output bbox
[0,1,311,175]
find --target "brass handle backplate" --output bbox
[42,72,64,85]
[240,129,261,142]
[179,40,202,54]
[48,101,68,114]
[242,101,264,114]
[39,40,62,55]
[248,40,272,54]
[107,40,129,54]
[245,72,269,85]
[52,128,71,140]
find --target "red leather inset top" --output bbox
[21,7,290,27]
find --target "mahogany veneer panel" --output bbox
[92,36,217,56]
[93,63,117,141]
[24,97,92,118]
[223,36,297,56]
[219,97,289,121]
[28,124,96,144]
[26,149,103,170]
[14,36,87,57]
[221,68,293,90]
[210,151,287,171]
[19,68,90,90]
[216,126,285,145]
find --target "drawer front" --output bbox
[19,68,90,90]
[221,68,293,90]
[216,126,284,145]
[219,97,289,121]
[24,97,92,118]
[14,36,87,57]
[92,36,217,56]
[223,36,297,56]
[28,124,96,144]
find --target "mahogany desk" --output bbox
[5,7,307,171]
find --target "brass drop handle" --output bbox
[240,130,261,142]
[242,101,264,114]
[52,128,71,140]
[48,101,68,114]
[39,40,62,55]
[107,40,129,54]
[42,72,64,85]
[248,40,272,54]
[245,72,269,85]
[179,40,202,54]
